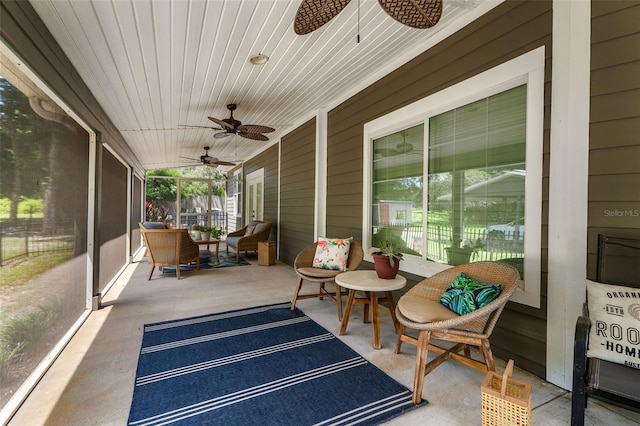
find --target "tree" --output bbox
[145,169,179,204]
[0,77,45,223]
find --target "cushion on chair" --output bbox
[143,221,166,229]
[297,267,342,279]
[253,222,269,233]
[398,295,460,323]
[586,280,640,367]
[588,358,640,402]
[244,225,256,236]
[439,272,502,315]
[312,237,353,271]
[226,236,241,248]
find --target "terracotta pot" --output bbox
[372,252,401,279]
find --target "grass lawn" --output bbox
[0,252,72,289]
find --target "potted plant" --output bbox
[209,225,222,240]
[192,224,203,240]
[201,226,211,241]
[371,241,403,279]
[445,238,484,266]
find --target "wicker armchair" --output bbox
[290,241,364,320]
[395,261,520,403]
[225,221,272,262]
[139,223,200,280]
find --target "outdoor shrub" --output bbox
[18,197,44,215]
[0,198,10,215]
[0,299,63,380]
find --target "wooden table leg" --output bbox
[385,291,399,332]
[371,291,380,349]
[339,289,357,335]
[213,241,220,264]
[363,291,371,323]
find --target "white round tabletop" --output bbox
[335,270,406,292]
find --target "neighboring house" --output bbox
[0,1,638,415]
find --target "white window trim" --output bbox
[363,46,545,307]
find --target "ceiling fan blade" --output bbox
[178,124,223,130]
[208,116,234,130]
[179,156,200,161]
[238,124,275,134]
[378,0,442,29]
[374,148,399,158]
[213,160,237,166]
[238,132,269,141]
[214,131,232,139]
[294,0,352,35]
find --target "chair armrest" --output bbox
[571,314,591,425]
[227,227,247,238]
[574,315,591,381]
[237,230,268,245]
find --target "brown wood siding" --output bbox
[98,147,128,292]
[243,145,279,244]
[587,1,640,279]
[279,119,316,265]
[325,0,552,378]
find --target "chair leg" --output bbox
[318,283,325,300]
[291,277,304,311]
[395,323,405,354]
[148,265,155,280]
[176,264,181,280]
[413,330,430,404]
[480,339,495,371]
[463,345,471,358]
[196,258,200,270]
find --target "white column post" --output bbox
[315,108,328,240]
[547,0,591,389]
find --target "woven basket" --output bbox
[481,359,532,426]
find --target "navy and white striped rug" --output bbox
[128,303,425,425]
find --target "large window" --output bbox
[365,48,544,307]
[428,85,526,268]
[372,125,424,255]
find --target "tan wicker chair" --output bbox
[290,241,364,320]
[225,221,272,262]
[395,261,520,403]
[139,224,200,280]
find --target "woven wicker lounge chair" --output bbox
[139,223,200,280]
[395,261,520,403]
[290,240,364,320]
[226,221,272,262]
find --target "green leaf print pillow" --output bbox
[439,272,502,316]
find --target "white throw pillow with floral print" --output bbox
[312,237,353,271]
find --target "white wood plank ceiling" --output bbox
[28,0,488,171]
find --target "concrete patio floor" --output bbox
[8,247,640,425]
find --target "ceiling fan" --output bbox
[180,146,237,167]
[207,104,275,141]
[294,0,442,35]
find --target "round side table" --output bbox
[336,270,407,349]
